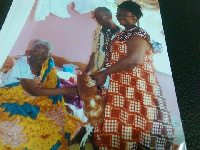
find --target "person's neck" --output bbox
[124,25,136,30]
[102,23,118,31]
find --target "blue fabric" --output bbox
[4,82,20,88]
[49,95,63,105]
[41,57,55,82]
[0,102,40,119]
[56,75,61,88]
[50,141,61,150]
[65,132,71,146]
[151,40,163,53]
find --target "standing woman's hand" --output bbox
[93,72,107,86]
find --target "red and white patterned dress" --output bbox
[93,26,177,150]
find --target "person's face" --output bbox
[116,9,137,29]
[93,11,111,27]
[30,45,50,64]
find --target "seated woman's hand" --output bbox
[34,76,42,86]
[23,91,36,99]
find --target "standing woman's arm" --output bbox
[93,35,150,86]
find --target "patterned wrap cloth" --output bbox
[0,57,81,150]
[93,26,177,150]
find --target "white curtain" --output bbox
[35,0,73,21]
[73,0,107,14]
[35,0,107,21]
[0,0,35,69]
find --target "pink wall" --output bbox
[9,3,97,64]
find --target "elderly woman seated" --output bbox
[0,40,82,150]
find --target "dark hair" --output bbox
[94,7,112,16]
[117,1,143,20]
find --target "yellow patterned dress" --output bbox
[93,26,177,150]
[0,56,81,150]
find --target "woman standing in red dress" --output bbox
[93,1,177,150]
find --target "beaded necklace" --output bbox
[95,27,120,70]
[102,27,120,53]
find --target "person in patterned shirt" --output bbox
[85,7,121,75]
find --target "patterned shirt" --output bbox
[89,26,121,75]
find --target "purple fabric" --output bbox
[59,78,83,109]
